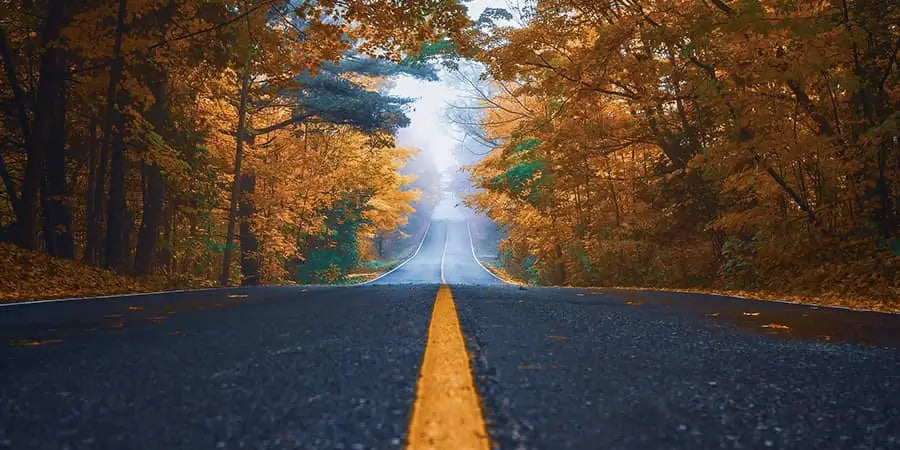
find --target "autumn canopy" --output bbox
[0,0,465,288]
[466,0,898,301]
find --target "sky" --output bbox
[389,0,506,172]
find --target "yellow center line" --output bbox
[406,285,489,449]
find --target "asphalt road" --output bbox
[1,209,899,448]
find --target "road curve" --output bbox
[368,219,504,286]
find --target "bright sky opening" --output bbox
[390,0,506,172]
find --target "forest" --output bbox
[466,0,898,303]
[0,0,462,294]
[0,0,897,304]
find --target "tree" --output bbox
[0,0,468,288]
[466,0,899,296]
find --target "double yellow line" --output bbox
[406,284,489,449]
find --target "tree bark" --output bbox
[84,119,100,263]
[36,0,74,258]
[134,68,170,274]
[877,142,894,238]
[162,200,174,273]
[104,0,131,271]
[220,51,252,286]
[0,30,39,248]
[106,123,130,271]
[85,122,109,265]
[133,0,176,275]
[239,173,259,286]
[135,164,165,274]
[0,28,30,222]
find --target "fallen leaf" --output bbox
[9,339,64,347]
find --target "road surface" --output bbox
[1,199,899,449]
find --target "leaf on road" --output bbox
[9,339,64,347]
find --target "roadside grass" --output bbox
[0,237,416,302]
[341,230,427,284]
[479,258,899,314]
[342,259,400,284]
[0,243,212,303]
[476,257,522,286]
[6,238,893,313]
[594,286,900,314]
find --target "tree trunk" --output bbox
[0,28,30,223]
[84,119,100,263]
[877,142,894,238]
[104,0,130,271]
[134,165,165,274]
[0,25,40,248]
[219,52,252,286]
[106,127,130,271]
[0,155,22,231]
[239,173,259,286]
[551,242,567,285]
[36,0,74,258]
[162,200,174,273]
[85,123,109,265]
[134,65,170,275]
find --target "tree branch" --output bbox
[147,0,277,51]
[707,0,734,16]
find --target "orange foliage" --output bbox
[467,0,899,303]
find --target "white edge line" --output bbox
[440,227,447,284]
[466,221,510,284]
[597,287,900,315]
[0,287,227,308]
[360,220,433,285]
